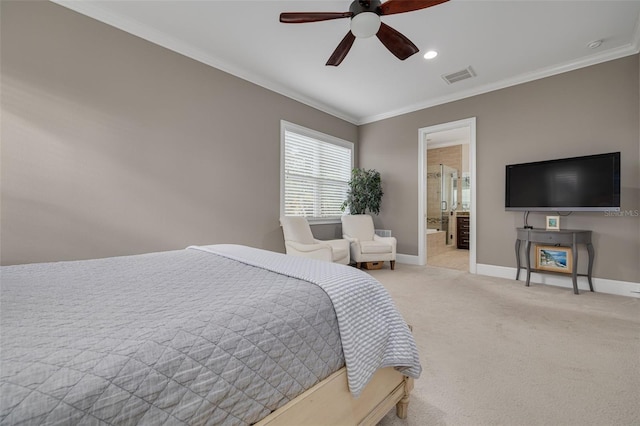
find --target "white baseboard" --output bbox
[395,256,639,298]
[476,264,640,298]
[396,253,423,265]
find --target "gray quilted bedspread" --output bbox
[1,245,422,425]
[194,245,421,397]
[1,248,345,425]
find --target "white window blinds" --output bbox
[281,121,353,221]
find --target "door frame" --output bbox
[418,117,477,272]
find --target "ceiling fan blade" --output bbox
[379,0,449,16]
[280,12,352,23]
[376,22,419,60]
[326,31,356,66]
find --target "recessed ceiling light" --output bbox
[423,50,438,60]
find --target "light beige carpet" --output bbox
[367,264,640,426]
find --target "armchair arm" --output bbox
[373,235,397,253]
[285,241,333,263]
[342,234,363,264]
[287,241,332,253]
[342,234,359,244]
[314,238,347,248]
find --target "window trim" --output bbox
[280,120,354,225]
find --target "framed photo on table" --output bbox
[535,245,572,273]
[546,215,560,230]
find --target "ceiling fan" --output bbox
[280,0,449,66]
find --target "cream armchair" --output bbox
[341,214,396,270]
[279,216,350,265]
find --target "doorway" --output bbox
[418,118,477,273]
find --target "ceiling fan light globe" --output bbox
[350,12,381,38]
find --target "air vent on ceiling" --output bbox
[442,66,476,85]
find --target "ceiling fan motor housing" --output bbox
[280,0,449,65]
[349,0,383,17]
[349,0,382,38]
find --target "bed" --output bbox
[0,244,421,425]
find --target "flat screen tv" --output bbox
[505,152,620,212]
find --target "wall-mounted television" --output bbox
[505,152,620,212]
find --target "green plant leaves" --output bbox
[341,168,383,215]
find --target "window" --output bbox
[281,121,354,223]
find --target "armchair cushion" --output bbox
[340,214,375,242]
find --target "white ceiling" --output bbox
[53,0,640,125]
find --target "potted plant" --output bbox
[341,168,383,215]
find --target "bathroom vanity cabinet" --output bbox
[456,216,469,249]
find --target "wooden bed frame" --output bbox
[256,366,414,425]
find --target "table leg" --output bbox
[571,243,579,294]
[586,242,595,292]
[515,239,521,281]
[525,240,531,286]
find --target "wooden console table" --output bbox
[515,228,594,294]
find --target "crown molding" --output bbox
[51,1,640,128]
[51,0,360,125]
[357,40,640,125]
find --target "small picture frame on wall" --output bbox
[546,215,560,230]
[535,245,572,273]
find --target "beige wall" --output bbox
[0,1,357,265]
[360,55,640,283]
[2,2,638,284]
